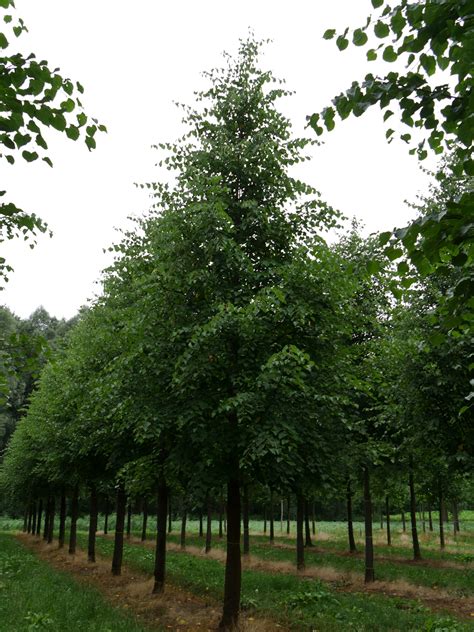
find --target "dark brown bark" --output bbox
[263,506,267,534]
[180,507,187,549]
[364,467,375,583]
[23,506,29,533]
[112,485,126,575]
[428,506,433,532]
[168,497,172,534]
[88,486,98,562]
[43,497,50,541]
[153,482,168,593]
[36,499,43,536]
[205,495,212,553]
[126,503,132,539]
[218,476,241,630]
[311,502,316,536]
[218,496,224,538]
[347,479,357,553]
[304,499,313,547]
[438,480,445,549]
[385,495,391,546]
[31,502,37,535]
[408,459,421,560]
[104,497,109,535]
[47,497,55,544]
[27,504,32,534]
[453,500,460,533]
[380,505,384,530]
[421,505,426,533]
[269,492,275,543]
[68,485,79,555]
[141,499,148,542]
[401,509,406,532]
[242,484,249,555]
[286,496,290,534]
[296,494,305,571]
[199,510,204,537]
[58,492,66,548]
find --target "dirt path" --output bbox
[128,537,474,621]
[17,534,279,632]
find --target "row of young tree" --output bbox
[0,38,472,630]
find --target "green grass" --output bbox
[0,533,153,632]
[76,532,472,631]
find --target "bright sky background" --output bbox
[1,0,436,320]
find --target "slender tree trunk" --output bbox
[364,467,375,583]
[31,502,37,535]
[218,475,241,631]
[421,505,426,533]
[269,491,274,544]
[168,497,172,534]
[286,496,290,534]
[199,510,203,537]
[347,479,357,553]
[304,499,313,547]
[219,495,224,538]
[428,506,433,532]
[47,497,55,544]
[23,506,29,533]
[36,499,43,536]
[438,480,445,550]
[104,497,109,535]
[27,504,32,534]
[280,498,283,532]
[112,485,126,575]
[205,495,212,553]
[141,499,148,542]
[88,486,98,562]
[408,459,421,560]
[153,481,168,593]
[263,506,267,534]
[242,484,249,555]
[296,494,305,571]
[68,485,79,555]
[311,502,316,536]
[385,495,391,546]
[126,503,132,539]
[453,500,460,533]
[58,491,66,549]
[43,497,50,541]
[401,509,406,532]
[180,507,187,549]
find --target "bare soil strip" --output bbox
[17,534,279,632]
[131,537,473,621]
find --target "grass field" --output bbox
[1,514,473,630]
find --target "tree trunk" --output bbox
[312,502,316,536]
[88,486,98,562]
[153,482,168,593]
[205,495,212,553]
[141,499,148,542]
[68,485,79,555]
[43,497,50,541]
[168,497,172,533]
[126,503,132,539]
[219,495,224,538]
[380,505,384,530]
[269,491,274,543]
[286,496,290,535]
[199,510,203,537]
[409,459,421,560]
[364,467,375,583]
[242,484,249,555]
[218,476,241,631]
[280,498,283,532]
[296,494,305,571]
[438,480,445,549]
[263,506,267,534]
[23,506,29,533]
[47,497,55,544]
[347,479,357,553]
[112,485,126,575]
[421,504,426,533]
[36,499,43,536]
[304,499,313,547]
[104,497,109,535]
[453,500,460,533]
[58,491,67,548]
[428,506,433,532]
[385,495,391,546]
[31,502,37,535]
[180,507,187,549]
[401,509,406,532]
[27,504,32,534]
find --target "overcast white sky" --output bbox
[1,0,436,320]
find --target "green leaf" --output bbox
[65,125,79,141]
[3,15,12,23]
[371,0,384,7]
[353,29,368,47]
[374,21,390,38]
[366,260,381,274]
[367,49,377,61]
[336,36,349,51]
[85,136,96,150]
[14,132,31,148]
[22,150,39,162]
[76,112,87,127]
[384,246,403,261]
[0,32,8,49]
[42,157,53,168]
[60,98,75,113]
[323,29,336,40]
[420,53,436,76]
[382,46,398,62]
[378,231,392,246]
[397,261,409,274]
[0,0,13,8]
